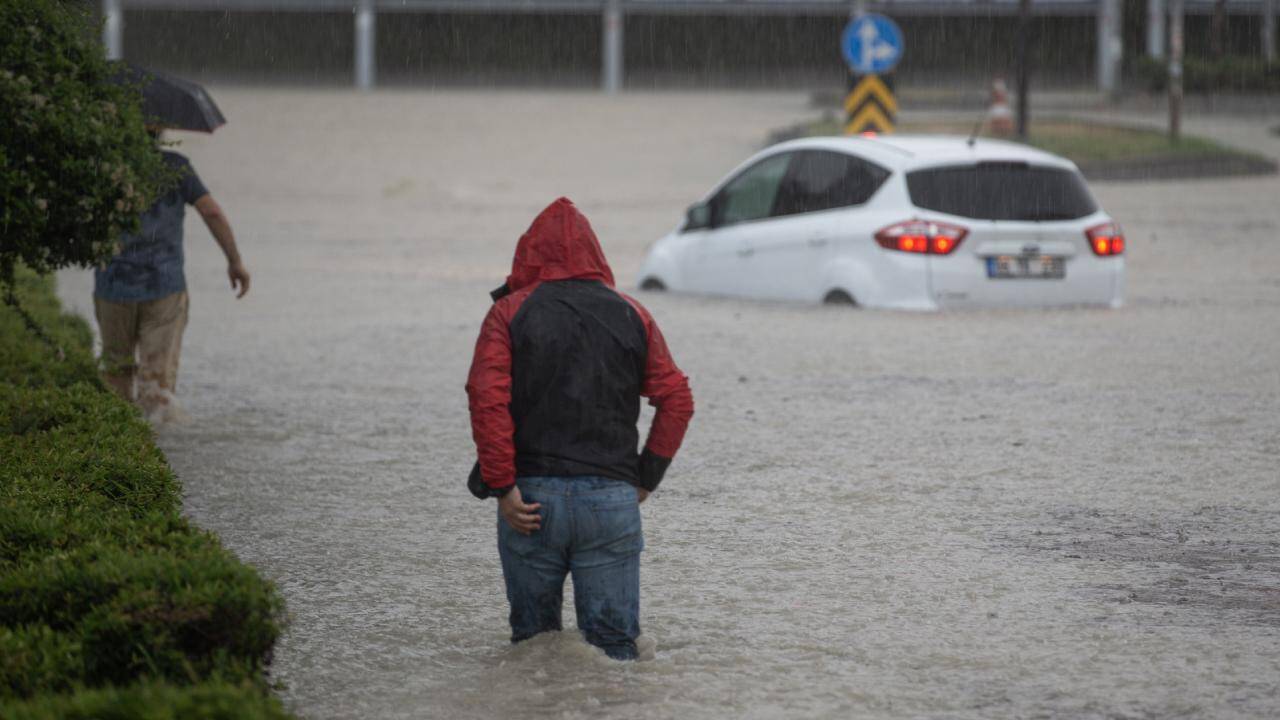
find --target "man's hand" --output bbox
[228,261,251,298]
[195,195,248,298]
[498,485,541,535]
[637,488,650,504]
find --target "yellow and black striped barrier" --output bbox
[844,74,897,135]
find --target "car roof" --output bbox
[768,134,1078,173]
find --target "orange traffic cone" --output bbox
[988,78,1014,136]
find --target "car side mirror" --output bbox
[684,202,712,232]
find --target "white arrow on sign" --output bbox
[858,22,880,71]
[857,21,897,71]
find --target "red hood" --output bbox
[506,197,615,292]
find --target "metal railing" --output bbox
[102,0,1277,92]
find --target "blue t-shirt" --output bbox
[94,151,209,302]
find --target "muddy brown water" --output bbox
[59,91,1280,719]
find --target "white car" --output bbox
[637,135,1125,310]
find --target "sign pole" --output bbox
[1169,0,1183,141]
[847,0,863,131]
[1015,0,1032,138]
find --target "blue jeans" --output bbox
[497,476,644,660]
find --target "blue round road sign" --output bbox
[841,14,903,75]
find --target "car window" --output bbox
[713,152,793,227]
[906,162,1097,221]
[772,150,889,218]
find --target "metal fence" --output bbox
[101,0,1277,91]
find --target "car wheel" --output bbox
[640,277,667,291]
[823,289,857,306]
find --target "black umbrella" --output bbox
[111,62,226,133]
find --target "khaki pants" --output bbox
[94,291,189,419]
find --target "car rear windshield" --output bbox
[906,162,1097,221]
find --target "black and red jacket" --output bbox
[466,198,694,495]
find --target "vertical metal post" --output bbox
[1264,0,1277,63]
[602,0,623,94]
[1210,0,1227,58]
[1096,0,1108,94]
[355,0,376,90]
[1015,0,1032,138]
[103,0,123,60]
[1147,0,1166,59]
[1169,0,1183,141]
[1096,0,1122,97]
[848,0,867,123]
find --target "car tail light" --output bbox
[1086,222,1125,256]
[874,220,968,255]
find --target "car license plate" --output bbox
[986,255,1066,279]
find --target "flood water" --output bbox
[59,90,1280,719]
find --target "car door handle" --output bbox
[737,247,755,258]
[807,237,829,248]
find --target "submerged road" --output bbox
[61,91,1280,719]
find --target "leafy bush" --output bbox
[0,626,82,698]
[0,541,282,688]
[0,681,295,720]
[1,268,291,713]
[1,384,179,516]
[1,3,291,714]
[0,0,170,282]
[0,269,99,390]
[1134,55,1280,93]
[0,498,197,569]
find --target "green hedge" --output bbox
[1,271,292,715]
[1,681,293,720]
[0,272,98,391]
[1133,55,1280,93]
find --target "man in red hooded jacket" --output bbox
[466,197,694,660]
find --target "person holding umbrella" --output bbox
[94,65,249,421]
